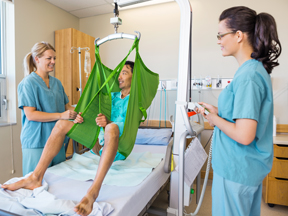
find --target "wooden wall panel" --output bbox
[55,28,73,105]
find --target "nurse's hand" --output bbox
[60,110,78,120]
[95,113,110,128]
[204,113,217,127]
[73,112,83,124]
[194,102,218,115]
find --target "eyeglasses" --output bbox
[217,31,235,40]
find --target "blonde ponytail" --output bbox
[23,52,36,76]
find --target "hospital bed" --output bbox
[0,128,173,216]
[47,144,170,216]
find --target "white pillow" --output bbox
[135,128,172,145]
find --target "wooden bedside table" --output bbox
[262,134,288,207]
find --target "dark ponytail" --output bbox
[252,13,281,74]
[220,6,281,74]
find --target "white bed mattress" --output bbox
[44,144,170,216]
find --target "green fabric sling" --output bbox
[67,38,159,158]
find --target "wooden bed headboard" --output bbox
[276,124,288,133]
[140,120,172,128]
[140,120,215,130]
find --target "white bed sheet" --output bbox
[44,144,170,216]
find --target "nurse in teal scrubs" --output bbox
[196,6,281,216]
[18,42,78,175]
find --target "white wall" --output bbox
[80,0,288,124]
[0,0,79,183]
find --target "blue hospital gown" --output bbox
[98,92,129,146]
[97,92,129,160]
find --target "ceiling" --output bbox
[45,0,173,18]
[45,0,116,18]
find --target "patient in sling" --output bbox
[1,61,134,216]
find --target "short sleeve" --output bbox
[18,80,36,110]
[232,80,263,122]
[63,86,69,105]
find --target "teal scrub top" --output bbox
[212,59,273,186]
[98,92,129,146]
[18,72,69,149]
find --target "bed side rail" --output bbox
[0,209,21,216]
[164,137,173,173]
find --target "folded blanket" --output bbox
[0,175,113,216]
[47,151,164,186]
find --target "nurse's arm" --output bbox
[23,106,77,122]
[65,104,76,111]
[211,114,257,145]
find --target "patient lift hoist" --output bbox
[97,1,206,215]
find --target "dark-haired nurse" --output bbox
[196,6,281,216]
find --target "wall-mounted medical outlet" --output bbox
[192,79,203,89]
[204,76,212,88]
[221,78,233,88]
[191,78,233,90]
[216,79,222,88]
[216,75,222,88]
[158,79,177,90]
[157,78,233,91]
[166,80,177,90]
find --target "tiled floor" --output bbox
[149,179,288,216]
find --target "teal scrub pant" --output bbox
[212,172,262,216]
[22,145,66,176]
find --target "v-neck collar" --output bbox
[33,72,51,89]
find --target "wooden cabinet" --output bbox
[262,135,288,207]
[54,28,95,105]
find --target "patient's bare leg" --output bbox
[74,123,119,216]
[1,120,74,191]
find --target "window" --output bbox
[0,0,15,124]
[0,1,6,122]
[0,3,2,77]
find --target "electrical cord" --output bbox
[204,132,213,149]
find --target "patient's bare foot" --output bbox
[74,192,97,216]
[1,173,42,191]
